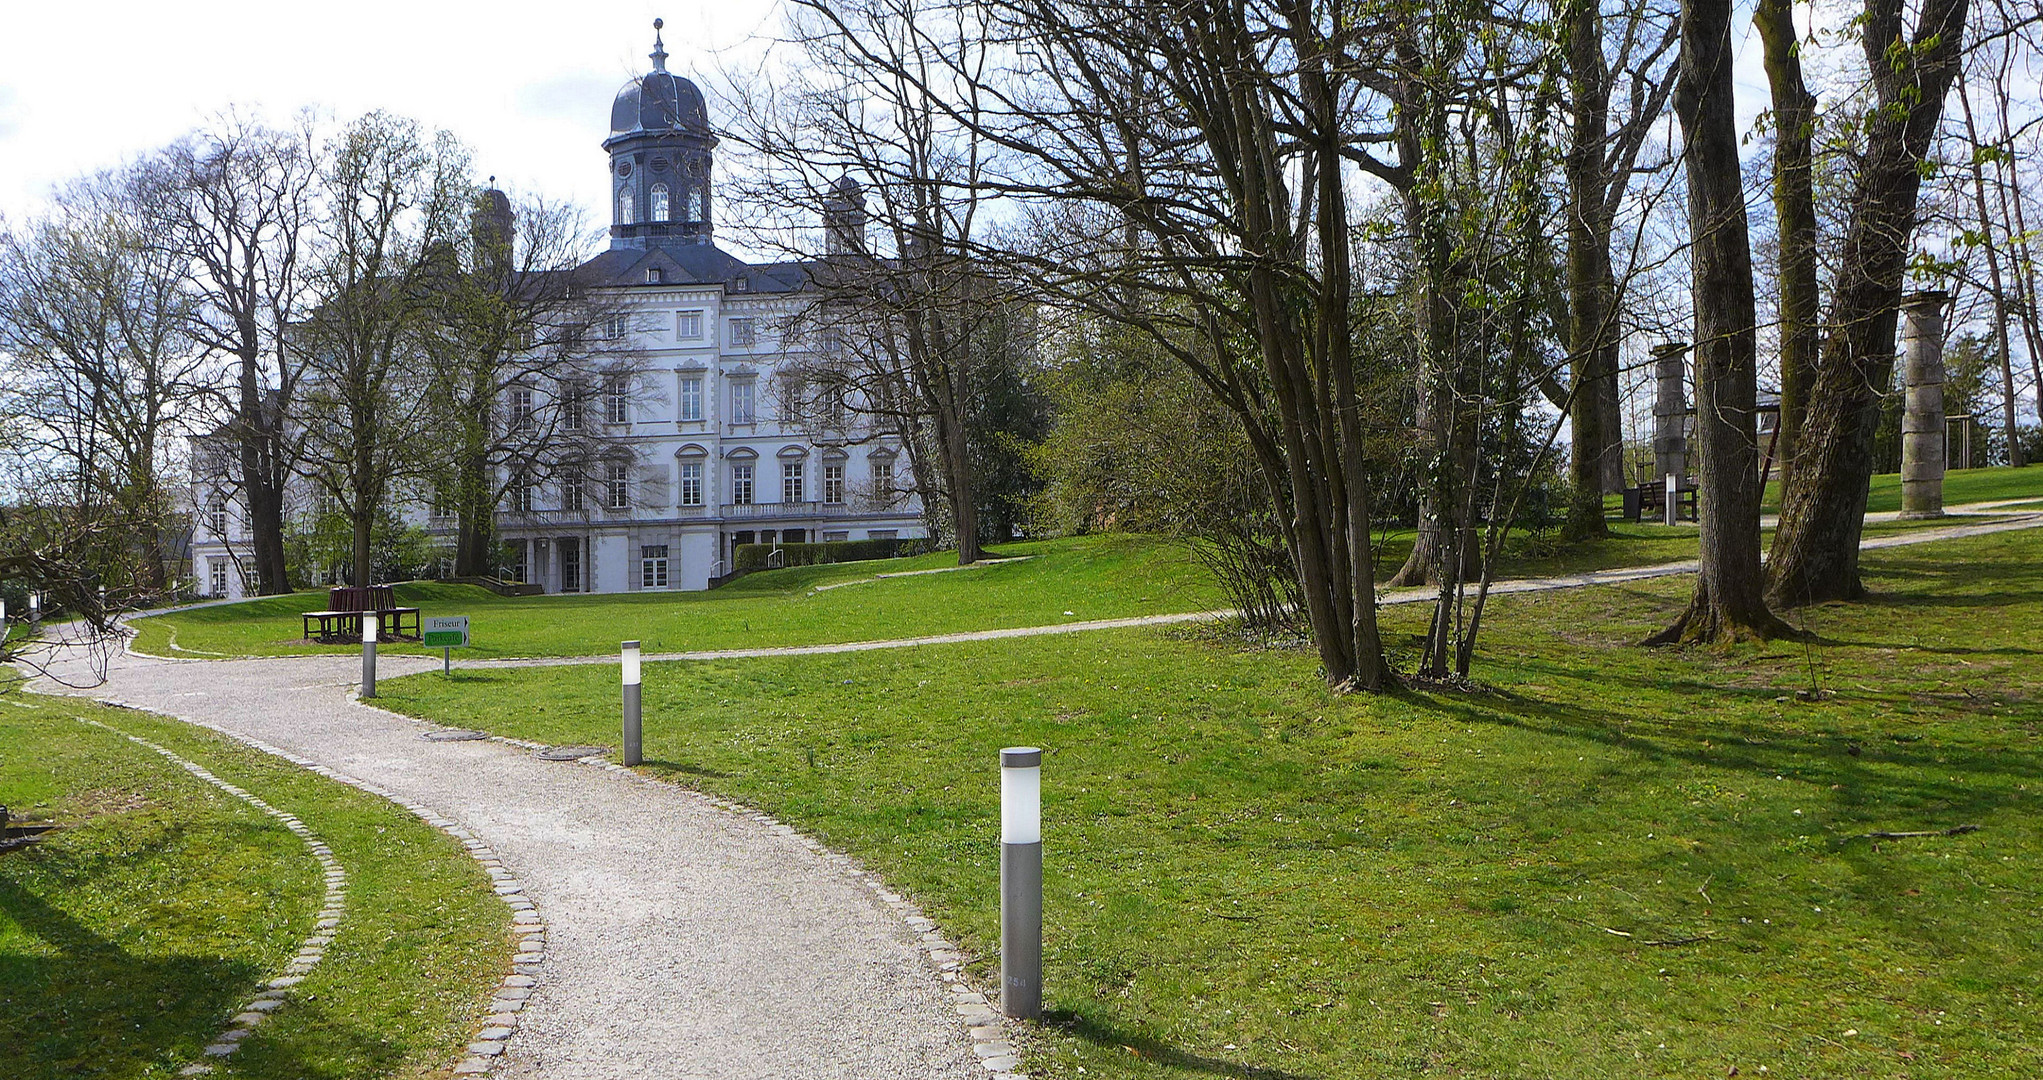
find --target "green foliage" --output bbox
[732,537,930,572]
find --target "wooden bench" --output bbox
[1623,482,1698,523]
[302,584,422,643]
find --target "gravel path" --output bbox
[32,647,984,1080]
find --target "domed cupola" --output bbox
[605,19,718,251]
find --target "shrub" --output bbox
[732,537,930,573]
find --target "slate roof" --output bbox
[574,243,816,295]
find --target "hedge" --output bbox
[732,537,929,572]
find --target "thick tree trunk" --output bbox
[1755,0,1819,490]
[1648,0,1788,645]
[1766,0,1967,606]
[237,354,293,594]
[1564,0,1618,539]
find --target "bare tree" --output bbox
[297,112,470,587]
[1753,0,1820,489]
[1766,0,1969,606]
[0,173,205,599]
[423,188,638,576]
[143,116,320,594]
[1647,0,1788,643]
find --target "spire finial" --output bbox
[650,18,668,71]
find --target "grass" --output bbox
[128,535,1224,660]
[0,694,510,1079]
[1762,462,2043,514]
[375,526,2043,1079]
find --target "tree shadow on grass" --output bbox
[1045,1007,1325,1080]
[0,874,262,1080]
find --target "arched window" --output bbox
[616,188,634,225]
[687,189,704,222]
[650,183,670,222]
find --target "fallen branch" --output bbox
[1853,824,1981,842]
[1639,933,1715,947]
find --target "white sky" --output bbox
[0,1,783,232]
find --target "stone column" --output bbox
[1652,342,1689,484]
[1899,290,1950,519]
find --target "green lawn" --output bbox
[0,696,509,1079]
[129,535,1223,660]
[376,527,2043,1079]
[1762,463,2043,514]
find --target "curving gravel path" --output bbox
[32,646,985,1080]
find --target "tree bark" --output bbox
[1563,0,1619,539]
[1766,0,1968,606]
[1648,0,1789,645]
[1754,0,1819,490]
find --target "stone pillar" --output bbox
[1652,342,1689,484]
[1899,290,1950,519]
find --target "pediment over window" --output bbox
[820,446,849,463]
[777,444,809,460]
[866,446,899,462]
[674,443,709,459]
[724,446,759,461]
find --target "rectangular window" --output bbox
[561,382,586,430]
[676,310,703,338]
[512,474,534,512]
[732,463,754,505]
[782,528,805,544]
[867,529,898,541]
[679,462,703,505]
[871,461,894,502]
[209,560,229,597]
[679,376,702,421]
[822,530,849,543]
[823,464,845,505]
[731,380,755,424]
[605,373,630,424]
[606,314,630,339]
[210,496,228,537]
[782,461,804,503]
[728,317,756,347]
[641,545,670,589]
[562,468,585,512]
[509,387,535,432]
[607,463,631,509]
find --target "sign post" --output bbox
[423,616,471,675]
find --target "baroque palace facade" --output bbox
[188,26,924,599]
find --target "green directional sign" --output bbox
[422,616,470,648]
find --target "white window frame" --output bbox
[675,310,703,339]
[871,461,894,502]
[823,464,845,505]
[641,545,670,589]
[782,461,804,504]
[679,376,703,421]
[509,386,535,432]
[605,373,630,425]
[512,474,535,513]
[209,560,229,597]
[606,463,631,510]
[679,461,703,506]
[728,317,756,347]
[617,188,633,225]
[209,495,229,537]
[562,468,585,512]
[650,183,670,222]
[731,380,756,424]
[732,463,754,505]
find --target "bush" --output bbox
[732,537,930,573]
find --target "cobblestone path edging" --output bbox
[80,704,546,1078]
[371,701,1028,1075]
[74,716,349,1076]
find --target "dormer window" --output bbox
[650,184,670,222]
[688,189,704,222]
[617,188,634,225]
[646,267,663,284]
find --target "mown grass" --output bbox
[377,527,2043,1079]
[0,695,509,1079]
[1761,462,2043,514]
[129,534,1223,660]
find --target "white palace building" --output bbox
[189,27,925,600]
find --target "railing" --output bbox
[717,500,900,520]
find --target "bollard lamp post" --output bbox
[28,591,40,632]
[1001,746,1042,1020]
[1665,473,1679,527]
[361,612,379,699]
[621,640,643,767]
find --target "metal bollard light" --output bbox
[621,640,643,766]
[361,612,379,699]
[1664,473,1679,527]
[28,591,40,632]
[1001,746,1043,1020]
